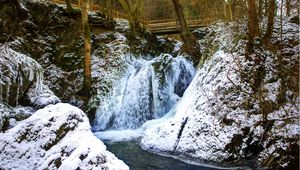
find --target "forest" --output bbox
[0,0,299,169]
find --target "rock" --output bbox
[0,103,35,131]
[0,103,10,131]
[141,20,299,168]
[25,83,61,109]
[0,103,129,170]
[0,45,43,106]
[0,45,60,108]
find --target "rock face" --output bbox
[0,103,129,170]
[141,21,299,169]
[0,45,60,131]
[0,45,43,106]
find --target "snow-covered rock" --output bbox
[0,45,60,131]
[0,45,60,108]
[142,51,244,162]
[26,83,60,109]
[0,45,43,106]
[141,21,299,169]
[0,103,128,170]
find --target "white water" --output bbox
[92,54,195,134]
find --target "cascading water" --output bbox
[92,53,195,132]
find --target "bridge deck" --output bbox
[50,0,213,34]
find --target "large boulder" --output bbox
[0,103,128,170]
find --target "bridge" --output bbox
[50,0,215,35]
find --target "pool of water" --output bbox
[105,141,228,170]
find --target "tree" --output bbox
[258,0,263,20]
[263,0,276,44]
[171,0,200,64]
[286,0,291,16]
[118,0,143,32]
[246,0,261,56]
[81,0,92,95]
[65,0,73,14]
[105,0,112,18]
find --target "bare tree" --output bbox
[105,0,112,18]
[65,0,73,14]
[263,0,276,44]
[246,0,261,56]
[171,0,200,64]
[286,0,291,16]
[118,0,143,33]
[81,0,92,94]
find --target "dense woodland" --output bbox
[0,0,299,169]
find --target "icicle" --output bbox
[0,81,2,103]
[6,84,10,104]
[16,76,19,106]
[34,68,44,94]
[150,65,158,117]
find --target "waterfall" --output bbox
[92,54,195,132]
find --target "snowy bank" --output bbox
[0,103,128,170]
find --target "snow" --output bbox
[141,20,299,166]
[141,51,240,161]
[0,103,128,170]
[0,45,44,105]
[114,19,130,31]
[26,84,60,109]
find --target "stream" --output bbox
[92,54,230,169]
[105,141,219,170]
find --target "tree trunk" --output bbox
[263,0,275,44]
[228,0,233,21]
[258,0,263,20]
[246,0,261,56]
[172,0,190,46]
[81,0,92,95]
[65,0,73,14]
[286,0,291,17]
[223,1,228,20]
[231,0,236,20]
[105,0,112,18]
[264,0,269,16]
[171,0,200,64]
[118,0,141,33]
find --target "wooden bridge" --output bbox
[50,0,215,35]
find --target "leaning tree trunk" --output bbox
[263,0,276,44]
[171,0,200,64]
[246,0,261,56]
[65,0,73,14]
[81,0,92,95]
